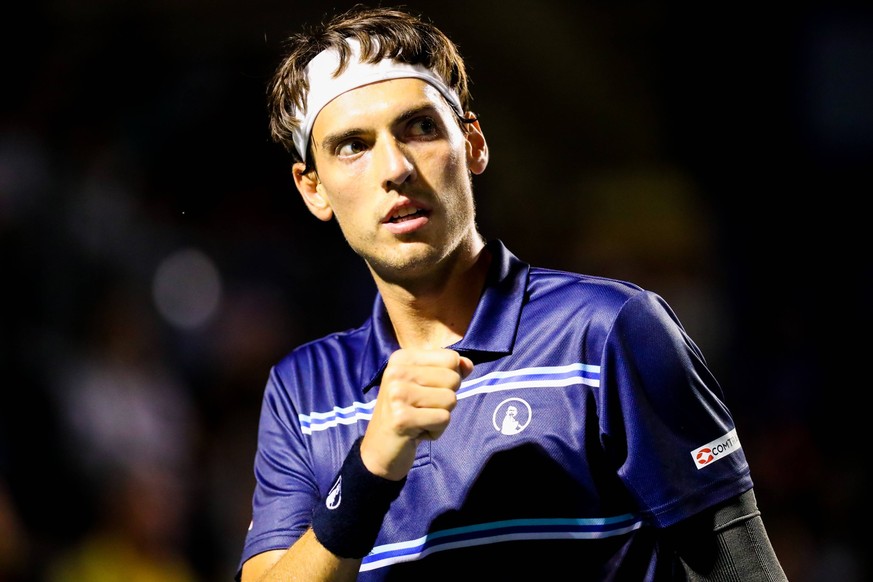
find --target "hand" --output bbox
[360,348,473,481]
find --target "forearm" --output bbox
[242,529,361,582]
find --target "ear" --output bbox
[293,162,334,222]
[463,115,489,175]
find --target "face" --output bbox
[294,78,488,286]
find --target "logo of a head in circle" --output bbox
[492,398,532,435]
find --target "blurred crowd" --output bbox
[1,1,871,581]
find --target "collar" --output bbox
[361,239,529,392]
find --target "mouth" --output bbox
[387,206,429,223]
[382,201,431,234]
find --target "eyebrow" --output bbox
[317,102,440,155]
[319,128,363,156]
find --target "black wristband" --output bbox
[311,437,406,558]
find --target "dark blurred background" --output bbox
[1,1,871,580]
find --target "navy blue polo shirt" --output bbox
[237,239,752,580]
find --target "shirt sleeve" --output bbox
[599,290,753,528]
[236,363,320,572]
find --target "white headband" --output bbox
[292,37,464,164]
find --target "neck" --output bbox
[375,240,491,349]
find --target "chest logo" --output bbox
[492,397,532,435]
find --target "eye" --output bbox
[409,116,439,137]
[336,139,368,157]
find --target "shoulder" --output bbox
[522,265,686,348]
[260,320,375,418]
[274,320,372,374]
[526,264,655,314]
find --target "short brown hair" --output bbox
[267,5,473,165]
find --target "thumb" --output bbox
[458,356,474,379]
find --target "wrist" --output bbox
[311,436,407,558]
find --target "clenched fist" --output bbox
[360,348,474,481]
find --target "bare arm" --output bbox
[241,529,360,582]
[242,348,473,582]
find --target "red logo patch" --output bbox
[696,448,714,465]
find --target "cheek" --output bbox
[317,170,358,208]
[424,145,464,180]
[326,192,357,224]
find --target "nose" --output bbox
[374,135,414,189]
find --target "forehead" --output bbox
[312,78,452,137]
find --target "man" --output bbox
[238,5,787,581]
